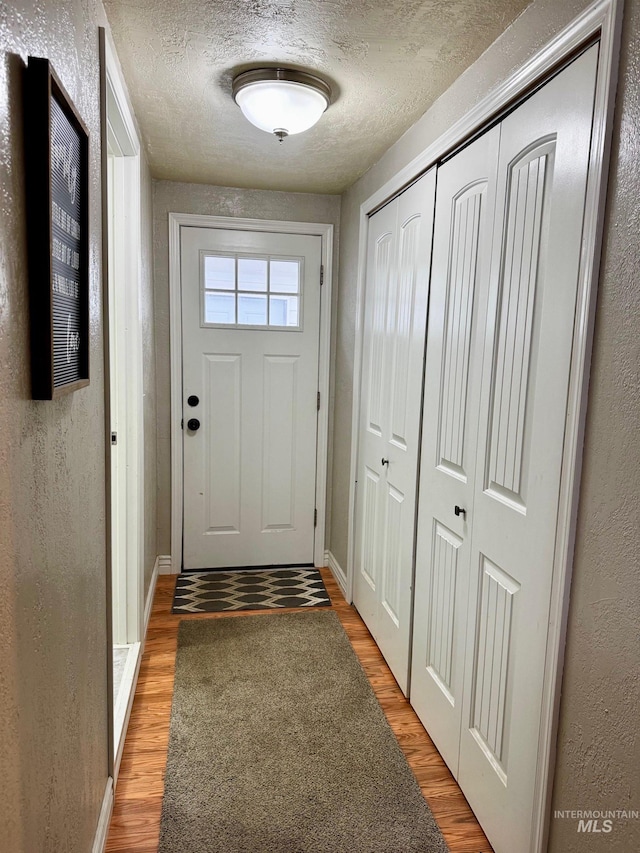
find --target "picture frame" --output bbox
[25,56,90,399]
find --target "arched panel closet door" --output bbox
[411,44,599,853]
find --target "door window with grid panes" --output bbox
[202,253,302,329]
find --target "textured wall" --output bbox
[0,2,157,851]
[0,2,107,851]
[332,0,640,849]
[549,0,640,848]
[152,180,340,559]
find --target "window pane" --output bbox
[238,257,267,291]
[205,256,235,290]
[239,293,267,325]
[205,292,235,324]
[270,260,299,293]
[269,295,299,327]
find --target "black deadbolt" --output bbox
[187,418,200,431]
[187,395,199,407]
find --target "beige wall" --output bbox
[152,180,340,559]
[332,0,640,849]
[0,3,157,851]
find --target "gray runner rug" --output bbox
[159,611,449,853]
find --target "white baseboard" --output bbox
[145,557,160,635]
[114,556,159,784]
[113,637,145,788]
[92,777,114,853]
[113,643,141,783]
[325,549,348,599]
[157,554,174,575]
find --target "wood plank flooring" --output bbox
[106,568,492,853]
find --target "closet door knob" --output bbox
[381,458,389,467]
[454,505,466,518]
[187,418,201,432]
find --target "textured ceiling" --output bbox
[103,0,530,194]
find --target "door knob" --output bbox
[187,418,200,431]
[381,458,389,466]
[187,395,199,407]
[454,505,466,518]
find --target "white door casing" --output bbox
[107,150,127,645]
[411,46,599,853]
[353,169,436,694]
[105,39,144,649]
[180,226,323,570]
[170,216,333,574]
[103,26,146,784]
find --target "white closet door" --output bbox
[458,45,599,852]
[354,168,436,693]
[410,126,500,771]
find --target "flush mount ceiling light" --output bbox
[232,68,331,142]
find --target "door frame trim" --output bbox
[105,38,145,650]
[168,213,334,573]
[347,1,621,851]
[101,27,146,777]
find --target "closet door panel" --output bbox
[458,45,599,853]
[354,202,396,635]
[411,126,500,770]
[375,175,437,685]
[354,168,436,694]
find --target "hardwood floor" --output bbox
[106,568,492,853]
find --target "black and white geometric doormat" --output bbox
[171,567,332,614]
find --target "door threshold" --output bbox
[180,562,315,574]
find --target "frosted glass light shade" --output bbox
[232,69,331,139]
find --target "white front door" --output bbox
[411,45,598,852]
[180,226,322,570]
[353,169,436,694]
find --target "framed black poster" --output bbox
[25,57,90,399]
